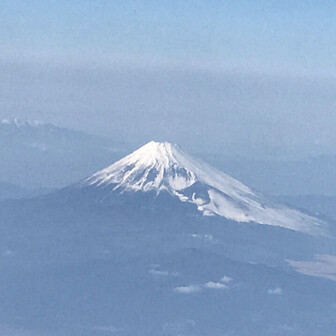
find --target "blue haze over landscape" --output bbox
[1,1,336,336]
[1,0,336,157]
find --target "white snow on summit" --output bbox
[84,141,252,195]
[82,141,326,235]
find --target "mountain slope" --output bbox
[0,118,126,188]
[0,182,51,201]
[79,141,325,235]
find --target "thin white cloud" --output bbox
[189,233,215,242]
[220,276,233,283]
[268,287,282,295]
[149,269,170,276]
[149,267,179,277]
[174,284,201,294]
[204,281,228,289]
[288,254,336,281]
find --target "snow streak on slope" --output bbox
[82,141,325,235]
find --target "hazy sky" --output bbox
[1,0,336,157]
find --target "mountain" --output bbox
[0,181,51,201]
[0,118,126,188]
[2,118,336,197]
[78,141,325,235]
[0,141,336,336]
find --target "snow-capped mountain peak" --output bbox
[81,141,326,235]
[83,141,251,194]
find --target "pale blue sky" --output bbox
[1,1,336,157]
[1,0,336,75]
